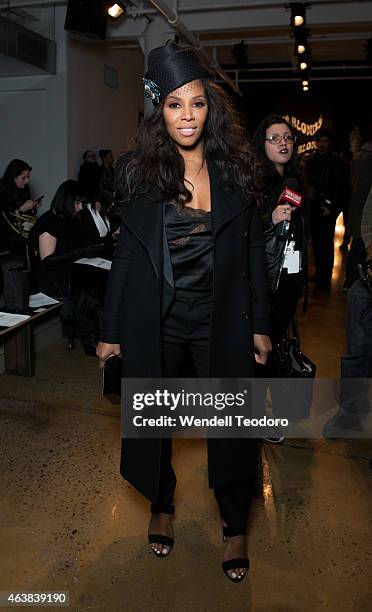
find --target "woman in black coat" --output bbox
[97,42,271,582]
[253,114,308,441]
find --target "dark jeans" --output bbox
[151,294,252,535]
[344,237,366,289]
[310,213,336,287]
[339,280,372,416]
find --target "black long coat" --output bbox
[100,158,271,502]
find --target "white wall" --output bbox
[0,9,144,215]
[0,7,68,214]
[67,40,144,178]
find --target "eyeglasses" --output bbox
[265,134,297,145]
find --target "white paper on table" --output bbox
[74,257,112,270]
[29,292,60,308]
[0,312,30,327]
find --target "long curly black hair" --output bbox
[118,80,261,205]
[0,159,32,207]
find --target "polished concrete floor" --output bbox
[0,223,371,612]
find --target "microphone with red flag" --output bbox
[276,178,303,236]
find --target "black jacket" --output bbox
[305,150,348,217]
[0,179,33,244]
[100,154,271,502]
[258,174,308,293]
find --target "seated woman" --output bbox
[0,159,41,259]
[31,180,109,352]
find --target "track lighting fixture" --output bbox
[290,2,307,28]
[107,1,126,20]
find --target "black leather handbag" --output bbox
[272,315,315,377]
[271,315,316,419]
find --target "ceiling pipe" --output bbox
[1,0,371,13]
[221,63,369,74]
[144,0,242,94]
[0,0,66,9]
[219,75,372,82]
[200,32,372,47]
[128,0,372,16]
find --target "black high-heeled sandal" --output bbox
[148,534,174,558]
[221,526,250,583]
[148,509,174,558]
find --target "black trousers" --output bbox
[150,294,252,535]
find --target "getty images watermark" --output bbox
[121,378,372,439]
[131,387,288,429]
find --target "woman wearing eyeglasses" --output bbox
[253,114,308,442]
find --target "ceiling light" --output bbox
[291,3,306,28]
[294,27,310,56]
[300,61,308,70]
[107,2,126,20]
[294,14,304,27]
[302,80,309,86]
[303,86,309,91]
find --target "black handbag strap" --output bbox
[284,313,301,350]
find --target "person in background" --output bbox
[305,128,348,290]
[253,114,308,443]
[323,242,372,437]
[98,149,115,209]
[30,180,108,353]
[0,159,41,257]
[344,125,372,289]
[31,180,105,298]
[77,150,101,202]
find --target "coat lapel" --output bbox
[121,189,163,279]
[207,159,253,239]
[120,161,254,277]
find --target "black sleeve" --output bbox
[37,212,61,240]
[248,204,272,335]
[0,185,15,213]
[42,243,106,268]
[99,222,132,344]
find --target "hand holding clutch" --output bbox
[96,341,121,368]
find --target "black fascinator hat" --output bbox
[143,41,212,107]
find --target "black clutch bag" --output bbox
[102,355,122,404]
